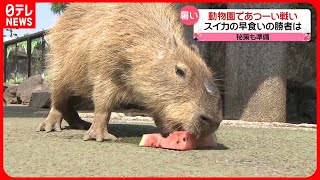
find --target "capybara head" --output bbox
[132,36,222,138]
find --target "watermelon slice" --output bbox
[139,131,217,151]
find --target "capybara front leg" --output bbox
[83,110,117,142]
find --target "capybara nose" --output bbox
[199,114,220,127]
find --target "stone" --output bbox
[287,80,316,124]
[3,83,8,92]
[29,91,51,108]
[287,3,316,84]
[16,75,51,104]
[4,85,21,104]
[224,3,288,122]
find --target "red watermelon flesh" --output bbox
[139,131,217,151]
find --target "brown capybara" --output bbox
[36,3,222,142]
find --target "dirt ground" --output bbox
[3,105,317,177]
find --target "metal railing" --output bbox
[3,30,47,83]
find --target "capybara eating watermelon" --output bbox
[36,3,222,142]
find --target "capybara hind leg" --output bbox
[64,97,91,130]
[36,107,63,132]
[37,92,91,132]
[36,91,66,132]
[65,107,91,130]
[37,106,91,132]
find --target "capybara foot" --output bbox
[83,126,117,142]
[69,119,91,130]
[36,118,62,132]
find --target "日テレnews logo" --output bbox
[5,2,36,28]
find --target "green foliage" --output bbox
[50,3,69,15]
[6,38,42,58]
[42,71,52,81]
[6,45,15,58]
[5,37,47,84]
[6,75,26,85]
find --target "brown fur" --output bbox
[37,3,222,141]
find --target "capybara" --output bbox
[36,3,223,142]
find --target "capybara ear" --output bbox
[157,35,177,59]
[167,35,177,49]
[190,44,200,54]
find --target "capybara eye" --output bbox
[176,67,185,78]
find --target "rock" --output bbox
[16,75,51,104]
[4,85,21,104]
[41,80,51,92]
[287,80,316,124]
[29,91,51,108]
[297,80,316,124]
[299,99,316,124]
[224,5,287,123]
[3,83,8,92]
[6,85,18,95]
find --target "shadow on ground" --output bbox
[66,123,229,150]
[65,124,160,138]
